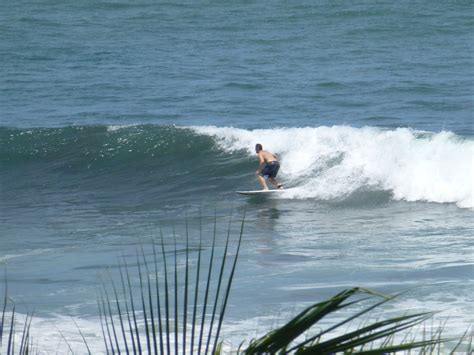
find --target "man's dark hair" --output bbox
[255,143,263,152]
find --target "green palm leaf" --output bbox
[98,212,245,353]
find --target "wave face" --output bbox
[1,125,213,167]
[0,125,249,206]
[1,124,472,208]
[189,125,474,208]
[0,125,225,187]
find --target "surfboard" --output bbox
[236,190,283,195]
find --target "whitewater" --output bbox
[189,125,474,209]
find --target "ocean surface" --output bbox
[1,1,473,352]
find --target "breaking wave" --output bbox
[1,124,472,208]
[189,125,473,208]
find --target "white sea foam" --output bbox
[8,296,470,354]
[189,125,474,208]
[106,124,138,132]
[0,249,54,263]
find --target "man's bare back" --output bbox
[257,150,278,164]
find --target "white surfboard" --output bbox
[236,189,283,195]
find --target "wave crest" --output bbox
[189,125,474,208]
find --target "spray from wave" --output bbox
[188,125,474,209]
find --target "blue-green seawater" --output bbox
[0,1,473,351]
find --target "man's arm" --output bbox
[256,153,266,174]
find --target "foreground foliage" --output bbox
[96,215,471,354]
[0,280,33,355]
[1,214,473,354]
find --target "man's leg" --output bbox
[257,174,269,190]
[269,178,283,189]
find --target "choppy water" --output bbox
[0,0,473,352]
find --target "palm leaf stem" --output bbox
[183,219,189,355]
[354,338,452,355]
[97,292,110,355]
[205,213,233,354]
[449,327,472,354]
[124,258,142,354]
[102,279,121,353]
[198,214,218,355]
[140,245,158,355]
[71,316,92,355]
[0,277,7,350]
[173,227,179,355]
[152,241,164,355]
[301,313,435,354]
[119,260,137,355]
[136,250,152,355]
[108,269,129,355]
[100,291,116,354]
[19,311,33,355]
[190,212,203,354]
[247,288,364,353]
[290,290,397,351]
[142,245,159,355]
[160,230,171,355]
[212,211,246,355]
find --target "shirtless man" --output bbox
[255,143,283,190]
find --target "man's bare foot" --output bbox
[277,184,284,189]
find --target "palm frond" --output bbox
[1,279,33,355]
[244,288,458,355]
[98,212,245,353]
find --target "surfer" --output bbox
[255,143,283,190]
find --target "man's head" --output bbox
[255,143,263,153]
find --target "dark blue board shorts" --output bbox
[259,161,280,178]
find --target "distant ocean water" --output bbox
[0,0,473,352]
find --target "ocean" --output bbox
[0,1,473,352]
